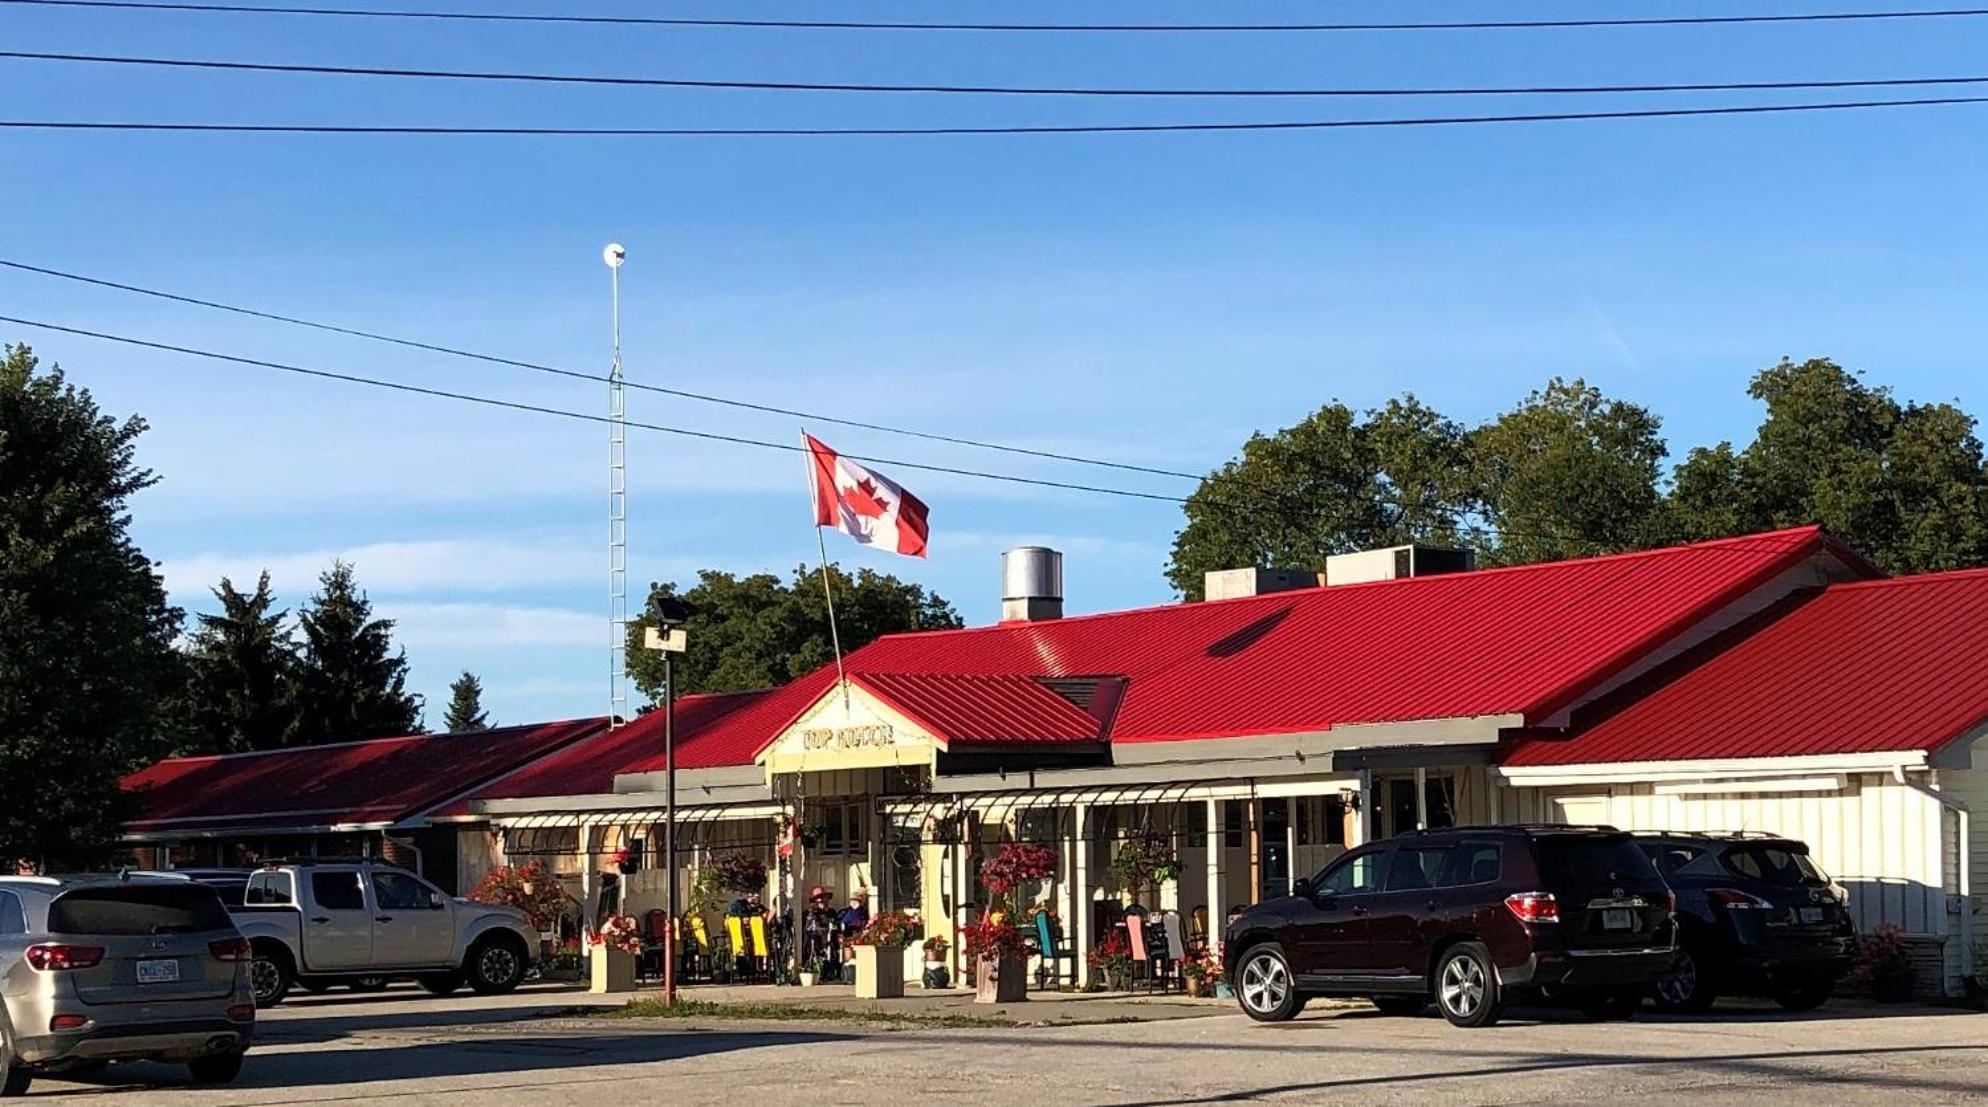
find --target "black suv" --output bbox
[1224,826,1676,1028]
[1636,833,1855,1012]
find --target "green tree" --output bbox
[1471,378,1668,565]
[290,561,422,744]
[1165,396,1479,598]
[180,571,297,755]
[1668,358,1988,574]
[443,670,491,732]
[0,345,182,867]
[626,565,963,699]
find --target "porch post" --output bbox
[1284,797,1298,896]
[1204,797,1223,946]
[577,823,595,933]
[1246,798,1262,904]
[1414,766,1428,830]
[1073,801,1093,989]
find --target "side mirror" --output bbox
[428,891,446,910]
[1291,877,1314,899]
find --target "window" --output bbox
[1447,842,1503,886]
[372,871,438,911]
[1324,795,1348,846]
[48,885,231,936]
[1640,843,1704,877]
[1223,801,1243,848]
[246,871,294,906]
[818,803,864,856]
[0,891,24,935]
[1535,837,1659,885]
[1316,851,1382,896]
[1295,797,1311,846]
[311,871,368,912]
[1386,846,1453,892]
[1723,846,1828,888]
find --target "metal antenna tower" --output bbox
[604,242,628,727]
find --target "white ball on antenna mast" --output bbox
[603,243,626,269]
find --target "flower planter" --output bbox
[853,944,906,999]
[974,952,1028,1004]
[1183,975,1206,998]
[589,944,637,994]
[1871,968,1914,1004]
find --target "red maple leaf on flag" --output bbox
[843,478,891,518]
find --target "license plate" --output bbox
[1602,908,1634,930]
[1798,906,1825,925]
[136,958,181,984]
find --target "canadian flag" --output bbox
[806,433,930,558]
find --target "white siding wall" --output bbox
[1493,773,1949,937]
[1935,749,1987,985]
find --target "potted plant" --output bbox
[850,911,920,999]
[969,842,1058,1003]
[1107,831,1180,903]
[1856,921,1915,1003]
[469,861,572,937]
[588,914,643,994]
[961,918,1029,1003]
[1179,947,1222,998]
[921,934,951,989]
[1088,931,1134,991]
[710,853,769,898]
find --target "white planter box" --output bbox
[853,944,906,999]
[589,944,637,994]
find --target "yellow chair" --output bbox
[749,915,770,958]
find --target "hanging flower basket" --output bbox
[1107,831,1179,893]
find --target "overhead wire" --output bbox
[9,94,1988,135]
[8,0,1988,35]
[13,49,1988,99]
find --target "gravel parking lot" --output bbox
[26,984,1988,1105]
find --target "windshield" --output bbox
[1536,836,1660,887]
[48,884,234,936]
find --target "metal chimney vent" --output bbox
[1001,546,1063,622]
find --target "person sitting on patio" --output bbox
[728,890,766,918]
[803,886,843,981]
[837,889,870,935]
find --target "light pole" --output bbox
[644,592,695,1006]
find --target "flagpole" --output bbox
[803,430,852,713]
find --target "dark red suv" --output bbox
[1223,826,1677,1027]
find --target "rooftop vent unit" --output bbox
[1001,546,1063,622]
[1202,567,1322,601]
[1325,544,1476,586]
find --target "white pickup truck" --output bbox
[227,860,538,1007]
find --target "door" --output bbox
[1366,842,1457,978]
[1260,801,1291,901]
[1287,846,1388,980]
[369,870,456,968]
[303,869,375,970]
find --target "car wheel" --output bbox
[250,946,293,1009]
[1772,975,1835,1012]
[187,1052,245,1085]
[417,972,464,996]
[1,1022,32,1098]
[467,937,529,995]
[1578,987,1642,1021]
[1371,996,1427,1017]
[1234,943,1306,1022]
[346,976,390,993]
[1434,942,1505,1028]
[1650,945,1717,1014]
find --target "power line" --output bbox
[16,48,1988,99]
[10,0,1988,35]
[9,94,1988,135]
[0,257,1211,483]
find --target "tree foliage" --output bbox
[443,670,491,733]
[0,345,182,867]
[289,561,423,744]
[179,572,297,755]
[626,564,963,699]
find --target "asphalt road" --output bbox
[25,985,1988,1105]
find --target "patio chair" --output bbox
[1033,911,1076,990]
[639,909,668,981]
[684,914,714,983]
[723,915,750,982]
[1125,913,1154,991]
[748,915,772,983]
[1162,912,1190,989]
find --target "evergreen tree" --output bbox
[290,561,422,744]
[0,345,182,866]
[443,670,491,732]
[180,572,297,754]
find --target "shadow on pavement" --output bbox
[49,1028,856,1095]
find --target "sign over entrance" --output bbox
[762,683,936,775]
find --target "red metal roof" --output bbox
[121,718,607,834]
[616,526,1846,772]
[854,673,1116,745]
[1503,567,1988,767]
[437,691,769,814]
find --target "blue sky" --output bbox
[4,1,1987,727]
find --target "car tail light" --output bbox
[1504,892,1560,923]
[1707,887,1772,909]
[25,944,105,971]
[210,937,253,961]
[49,1014,89,1031]
[225,1004,256,1022]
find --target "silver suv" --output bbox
[0,875,255,1096]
